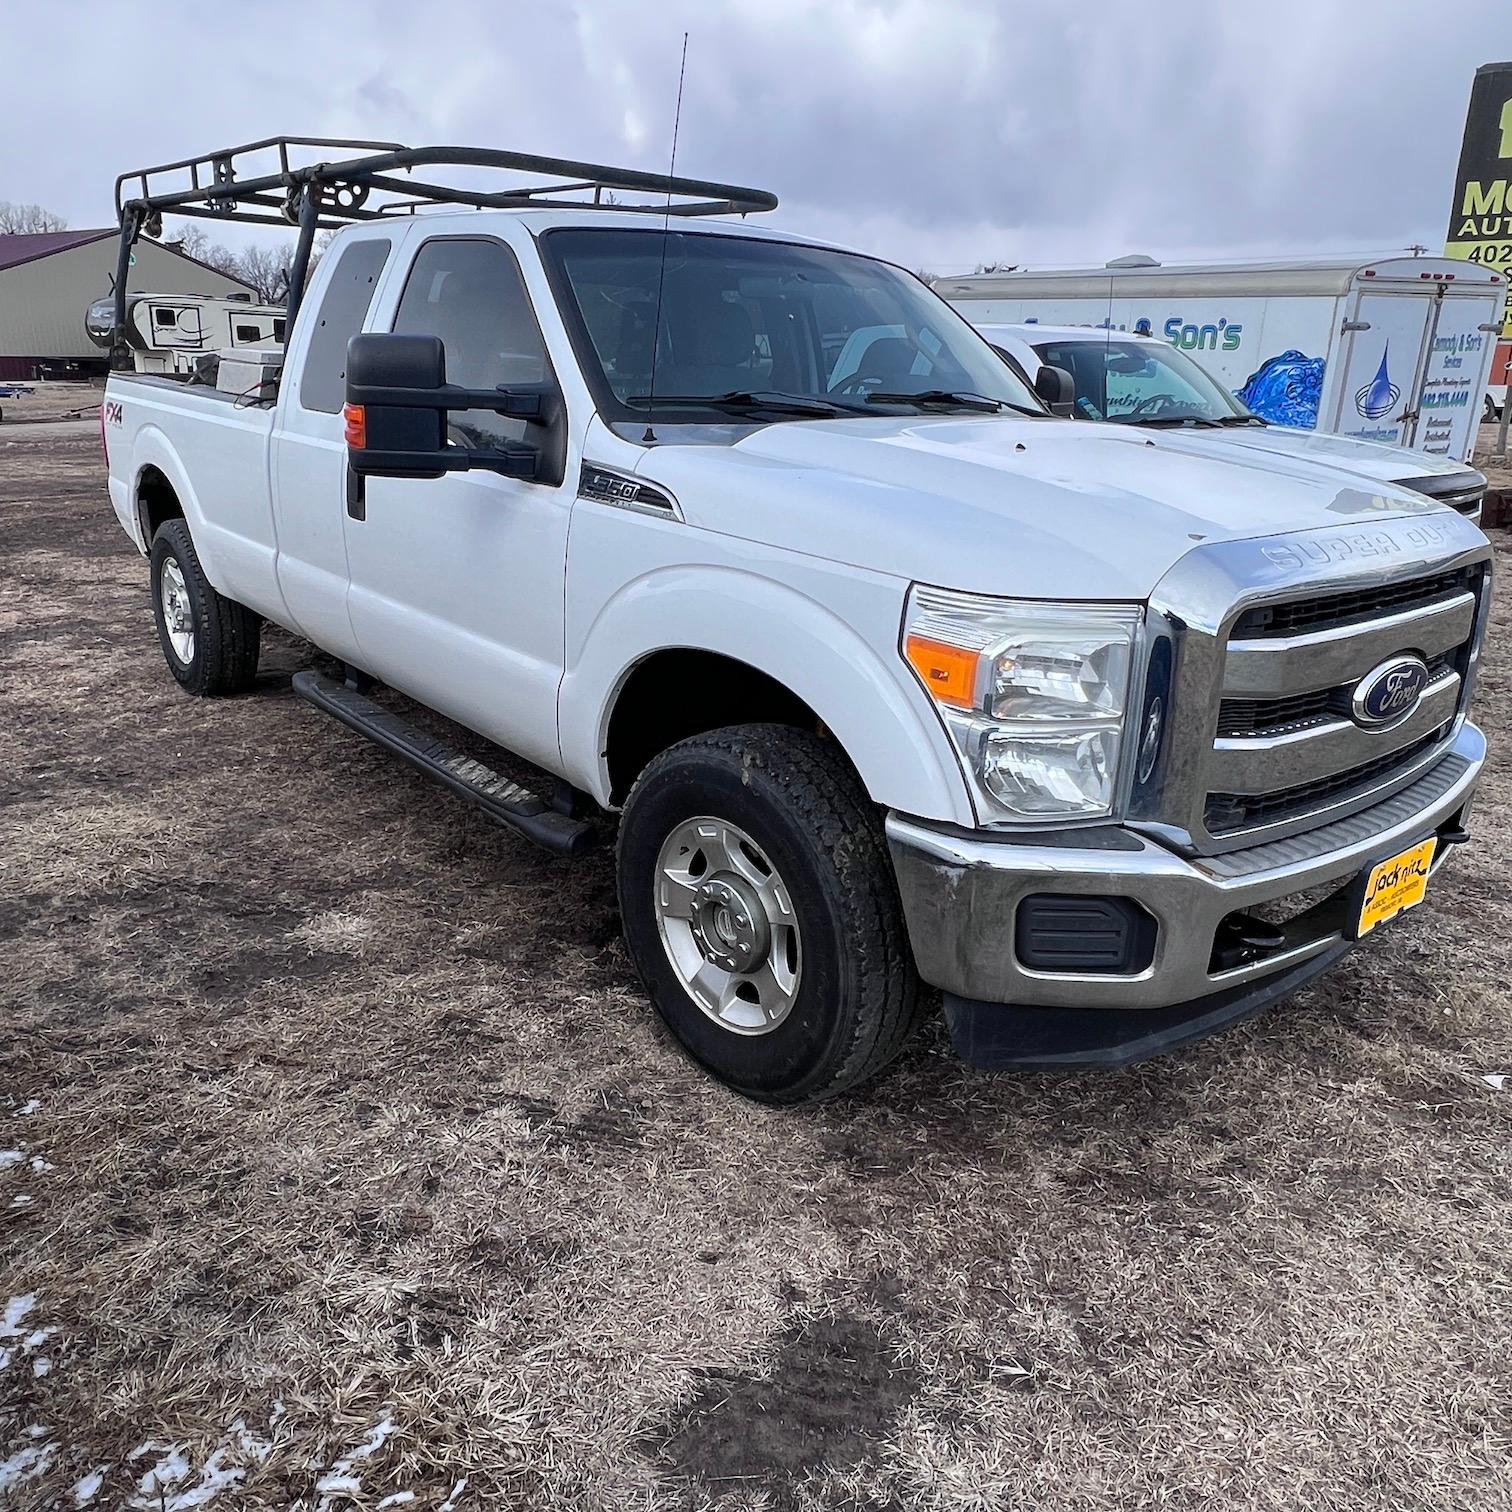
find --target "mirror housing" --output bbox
[343,332,547,480]
[1033,364,1077,418]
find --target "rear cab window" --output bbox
[298,238,392,414]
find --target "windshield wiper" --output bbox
[1215,413,1268,427]
[1127,414,1224,429]
[862,389,1023,415]
[625,389,858,418]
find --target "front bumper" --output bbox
[887,721,1485,1066]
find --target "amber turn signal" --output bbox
[904,634,979,709]
[342,403,366,449]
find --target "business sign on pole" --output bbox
[1444,61,1512,390]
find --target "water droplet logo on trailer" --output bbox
[1354,346,1401,420]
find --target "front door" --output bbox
[341,234,573,776]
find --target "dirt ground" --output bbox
[2,431,1511,1511]
[0,380,103,426]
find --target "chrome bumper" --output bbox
[887,721,1484,1014]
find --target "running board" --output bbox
[291,670,595,856]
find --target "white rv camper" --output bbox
[85,290,286,376]
[935,256,1503,463]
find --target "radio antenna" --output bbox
[642,31,689,444]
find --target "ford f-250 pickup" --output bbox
[101,141,1491,1104]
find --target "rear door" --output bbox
[1327,291,1433,449]
[340,232,574,775]
[1413,288,1500,459]
[271,229,397,659]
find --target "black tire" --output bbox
[148,519,261,695]
[617,723,922,1105]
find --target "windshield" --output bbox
[543,227,1045,423]
[1033,335,1255,426]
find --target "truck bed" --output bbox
[104,371,282,620]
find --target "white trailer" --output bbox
[935,256,1503,462]
[85,290,286,376]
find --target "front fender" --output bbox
[559,563,975,826]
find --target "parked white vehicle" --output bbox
[935,255,1504,459]
[981,322,1487,523]
[102,142,1491,1103]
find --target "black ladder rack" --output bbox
[110,135,779,353]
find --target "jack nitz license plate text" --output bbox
[1356,837,1437,938]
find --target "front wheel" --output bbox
[617,724,921,1105]
[148,519,261,695]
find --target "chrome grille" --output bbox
[1230,564,1481,639]
[1134,513,1492,857]
[1215,653,1452,739]
[1206,725,1451,834]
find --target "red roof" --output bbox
[0,228,115,273]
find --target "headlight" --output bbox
[904,586,1141,820]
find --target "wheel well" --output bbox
[605,650,839,803]
[137,466,183,544]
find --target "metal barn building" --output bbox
[0,229,254,380]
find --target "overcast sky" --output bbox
[5,0,1507,272]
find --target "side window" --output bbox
[392,238,552,449]
[298,238,391,414]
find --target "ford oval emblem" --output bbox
[1352,654,1430,728]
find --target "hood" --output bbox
[634,416,1447,600]
[1161,423,1483,488]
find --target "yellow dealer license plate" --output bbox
[1356,838,1436,938]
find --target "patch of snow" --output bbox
[32,1357,50,1377]
[437,1479,467,1511]
[229,1418,273,1465]
[315,1415,397,1507]
[9,1195,33,1209]
[0,1151,23,1168]
[2,1294,37,1337]
[129,1441,249,1510]
[30,1156,52,1173]
[18,1101,42,1115]
[158,1447,245,1510]
[376,1494,416,1508]
[135,1443,191,1495]
[1483,1073,1507,1091]
[75,1466,108,1504]
[0,1439,55,1493]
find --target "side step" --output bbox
[291,669,595,856]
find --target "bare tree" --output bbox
[233,244,290,304]
[165,224,244,279]
[0,201,67,234]
[973,261,1019,275]
[157,226,290,303]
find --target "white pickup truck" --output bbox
[102,142,1491,1104]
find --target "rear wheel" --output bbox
[617,723,921,1104]
[148,519,261,695]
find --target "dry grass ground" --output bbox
[2,430,1511,1511]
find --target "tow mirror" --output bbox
[343,332,545,480]
[1033,364,1077,418]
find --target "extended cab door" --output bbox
[341,232,573,776]
[271,229,398,660]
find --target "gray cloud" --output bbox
[6,0,1503,272]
